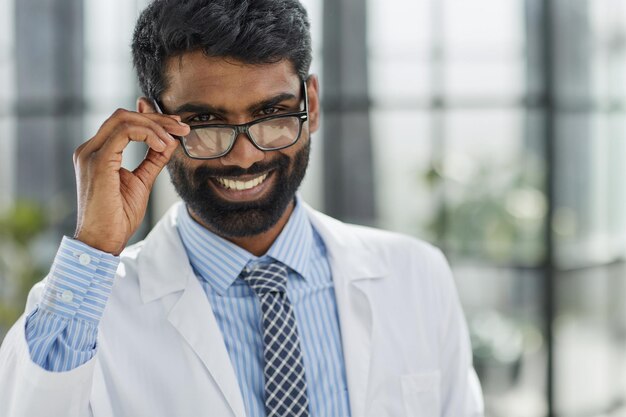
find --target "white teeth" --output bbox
[216,173,269,191]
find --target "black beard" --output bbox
[167,140,310,238]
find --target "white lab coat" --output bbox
[0,202,484,417]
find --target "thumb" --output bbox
[132,141,179,190]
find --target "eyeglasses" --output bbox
[153,80,309,159]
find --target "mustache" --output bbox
[191,155,288,182]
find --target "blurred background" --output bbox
[1,0,626,415]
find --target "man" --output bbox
[0,0,484,416]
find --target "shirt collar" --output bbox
[176,195,314,295]
[266,196,313,280]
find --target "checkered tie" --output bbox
[242,262,310,417]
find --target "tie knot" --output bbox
[242,262,289,296]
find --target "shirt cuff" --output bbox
[38,236,120,323]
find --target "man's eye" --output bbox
[260,107,280,116]
[189,114,216,123]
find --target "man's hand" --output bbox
[72,109,190,255]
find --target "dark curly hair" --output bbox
[131,0,312,100]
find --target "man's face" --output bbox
[154,53,319,238]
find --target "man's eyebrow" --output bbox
[172,102,227,115]
[247,93,297,113]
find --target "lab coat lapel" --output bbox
[138,204,247,417]
[167,278,247,417]
[305,205,388,417]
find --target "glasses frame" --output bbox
[153,79,309,160]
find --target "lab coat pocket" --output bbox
[401,371,441,417]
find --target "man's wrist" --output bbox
[73,230,125,256]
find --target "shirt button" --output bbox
[59,290,74,303]
[78,253,92,266]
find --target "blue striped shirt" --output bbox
[25,237,119,370]
[176,199,351,417]
[24,199,351,417]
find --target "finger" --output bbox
[140,112,190,134]
[73,140,91,166]
[99,124,174,157]
[132,139,179,190]
[130,112,189,136]
[85,109,189,153]
[76,111,189,170]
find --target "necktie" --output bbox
[242,262,310,417]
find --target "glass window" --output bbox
[555,266,626,415]
[0,0,15,210]
[367,0,545,415]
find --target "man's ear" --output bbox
[306,75,320,134]
[137,97,156,114]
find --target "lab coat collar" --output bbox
[137,201,390,301]
[302,201,389,280]
[302,202,388,417]
[137,203,191,303]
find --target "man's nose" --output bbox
[220,131,265,169]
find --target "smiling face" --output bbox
[145,52,319,240]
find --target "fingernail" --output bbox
[178,120,188,127]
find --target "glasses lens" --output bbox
[249,116,301,149]
[182,127,235,158]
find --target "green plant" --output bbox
[0,201,49,339]
[424,155,546,265]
